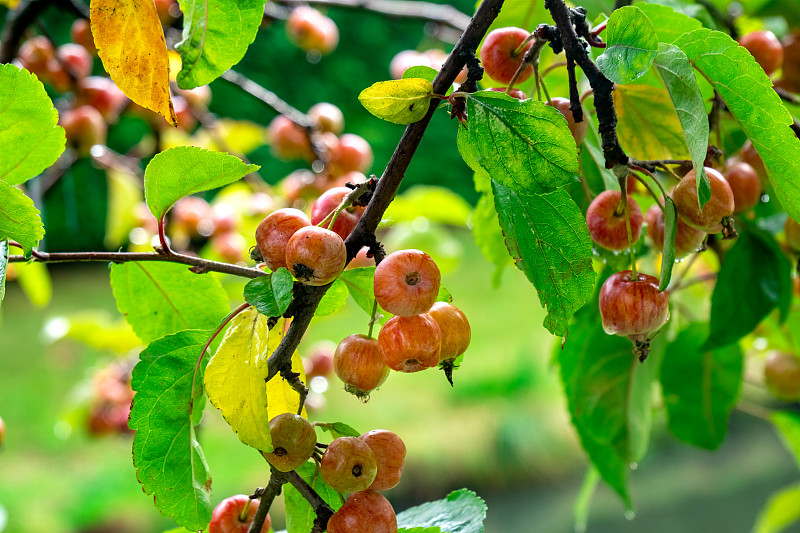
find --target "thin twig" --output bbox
[248,470,288,533]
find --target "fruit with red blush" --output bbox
[17,36,55,79]
[286,6,339,55]
[546,96,588,145]
[172,95,197,131]
[321,437,378,493]
[262,413,317,472]
[327,490,397,533]
[389,50,427,79]
[374,249,440,316]
[723,162,761,213]
[211,232,247,263]
[332,133,373,175]
[71,19,97,55]
[739,30,783,76]
[171,196,212,236]
[480,27,533,84]
[378,314,442,372]
[673,167,735,235]
[285,226,347,285]
[268,115,312,161]
[209,495,271,533]
[310,187,362,240]
[645,204,706,259]
[60,105,108,155]
[308,102,344,135]
[488,87,528,100]
[255,208,311,271]
[57,43,93,80]
[76,76,128,120]
[585,190,643,251]
[359,430,406,491]
[306,341,336,379]
[334,334,390,399]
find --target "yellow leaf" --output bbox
[359,78,434,124]
[90,0,176,126]
[204,308,306,452]
[0,0,20,8]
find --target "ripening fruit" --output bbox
[179,85,213,109]
[764,351,800,401]
[262,413,317,472]
[308,102,344,135]
[347,247,374,269]
[739,30,783,76]
[286,6,339,55]
[480,27,533,85]
[488,87,528,100]
[644,205,706,259]
[585,190,644,251]
[740,140,767,181]
[599,270,670,341]
[310,187,362,240]
[255,208,311,271]
[60,105,107,155]
[17,36,55,78]
[57,43,93,79]
[378,314,442,373]
[321,437,378,493]
[171,195,212,236]
[673,167,735,234]
[209,495,271,533]
[783,32,800,84]
[327,490,398,533]
[724,162,761,213]
[305,341,335,379]
[374,250,441,316]
[211,232,247,263]
[389,50,427,79]
[332,133,373,175]
[546,97,589,145]
[359,430,406,491]
[76,76,128,120]
[285,226,347,285]
[172,95,197,131]
[785,217,800,252]
[427,302,471,362]
[334,334,390,399]
[70,19,97,55]
[268,115,313,161]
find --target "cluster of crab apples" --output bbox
[210,414,406,532]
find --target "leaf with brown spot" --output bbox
[90,0,176,125]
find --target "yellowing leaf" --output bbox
[359,78,434,124]
[0,0,20,7]
[613,84,689,160]
[91,0,176,126]
[204,309,306,452]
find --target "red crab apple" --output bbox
[306,340,335,379]
[764,351,800,401]
[18,36,55,78]
[599,270,670,361]
[60,105,107,155]
[308,102,344,135]
[255,208,311,271]
[724,162,761,213]
[286,6,339,55]
[785,217,800,252]
[739,140,767,182]
[480,27,533,85]
[327,490,398,533]
[488,87,528,100]
[378,314,442,372]
[585,190,643,251]
[373,249,441,316]
[310,187,362,240]
[673,167,735,236]
[209,495,271,533]
[739,30,783,76]
[171,195,211,236]
[389,50,427,79]
[285,226,347,285]
[75,76,128,120]
[427,302,471,385]
[783,32,800,84]
[546,97,588,145]
[332,133,373,175]
[334,334,390,399]
[645,205,706,259]
[321,437,378,493]
[211,232,247,263]
[359,430,406,491]
[262,413,317,472]
[71,19,97,55]
[57,43,93,79]
[268,115,312,161]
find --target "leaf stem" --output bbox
[367,298,379,338]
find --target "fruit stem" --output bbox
[239,498,252,522]
[512,33,535,57]
[317,181,372,230]
[367,298,379,338]
[617,170,638,278]
[629,164,669,212]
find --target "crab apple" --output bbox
[308,102,344,135]
[321,437,378,493]
[263,413,317,472]
[306,341,336,379]
[310,187,361,240]
[332,133,373,175]
[347,246,374,269]
[724,162,761,213]
[71,19,97,55]
[286,6,339,55]
[209,495,270,533]
[57,43,93,80]
[786,217,800,252]
[268,115,312,161]
[154,0,179,25]
[286,226,347,285]
[585,190,643,251]
[280,169,325,205]
[17,36,55,78]
[373,249,441,316]
[389,50,427,79]
[673,167,735,235]
[783,32,800,84]
[210,203,241,236]
[255,208,311,271]
[599,270,670,348]
[764,351,800,401]
[334,334,390,399]
[739,31,783,76]
[488,87,528,100]
[359,430,406,491]
[427,302,471,361]
[172,95,197,131]
[480,27,533,84]
[378,314,442,373]
[327,490,397,533]
[740,140,767,180]
[422,48,467,83]
[179,85,212,109]
[60,105,107,155]
[45,59,72,92]
[644,205,706,259]
[76,76,128,120]
[546,97,589,145]
[211,232,247,263]
[172,195,211,236]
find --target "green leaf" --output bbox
[661,323,743,450]
[385,185,472,226]
[0,180,44,257]
[396,489,487,533]
[243,268,294,317]
[654,43,711,207]
[129,330,212,531]
[315,421,361,439]
[753,482,800,533]
[675,28,800,222]
[359,78,434,124]
[596,6,659,84]
[175,0,266,89]
[398,528,442,533]
[704,229,793,350]
[14,260,51,307]
[339,267,378,316]
[637,3,703,45]
[771,411,800,470]
[573,467,600,533]
[144,146,258,220]
[110,261,230,344]
[284,462,342,533]
[458,93,579,194]
[402,65,438,83]
[0,239,7,307]
[316,278,349,316]
[472,188,511,285]
[0,64,65,186]
[658,197,678,291]
[492,181,596,337]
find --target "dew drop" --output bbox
[629,462,638,471]
[625,511,635,521]
[753,337,768,350]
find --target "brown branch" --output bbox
[284,470,335,532]
[248,470,288,533]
